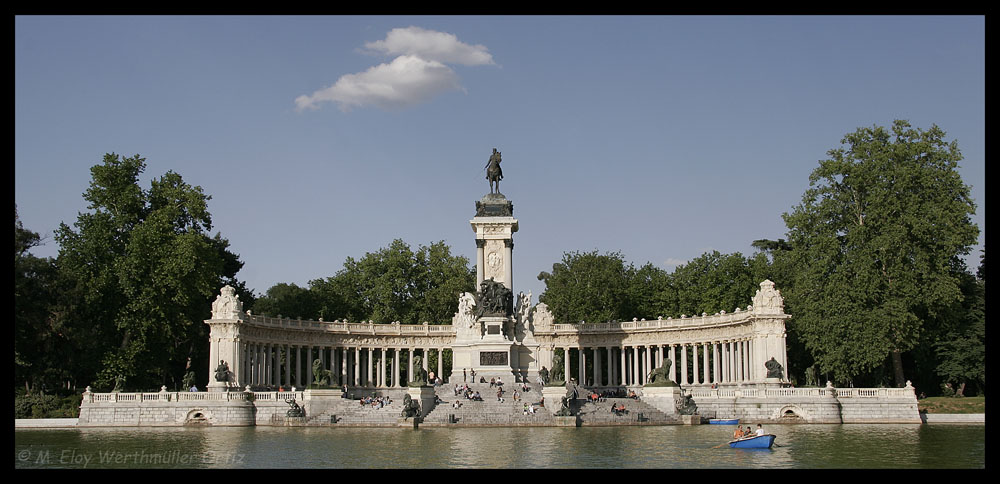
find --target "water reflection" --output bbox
[14,423,984,469]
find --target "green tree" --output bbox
[537,250,636,323]
[308,239,474,323]
[670,251,759,317]
[782,121,979,386]
[932,249,985,396]
[14,207,67,393]
[252,283,321,320]
[54,153,247,391]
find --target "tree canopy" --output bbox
[51,153,247,391]
[781,120,979,386]
[254,239,475,324]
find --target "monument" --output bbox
[450,148,539,383]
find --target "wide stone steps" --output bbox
[576,397,678,425]
[307,397,404,425]
[423,383,553,425]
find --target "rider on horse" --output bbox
[486,148,503,194]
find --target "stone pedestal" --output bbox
[680,415,701,425]
[207,382,231,393]
[541,385,571,416]
[451,315,518,382]
[407,386,437,418]
[640,386,683,416]
[553,416,579,427]
[763,378,783,389]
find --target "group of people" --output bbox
[733,424,766,439]
[588,392,607,403]
[611,403,627,416]
[359,395,391,409]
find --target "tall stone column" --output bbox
[476,239,485,287]
[642,346,650,385]
[394,348,400,387]
[594,346,604,387]
[352,346,361,386]
[669,345,677,382]
[408,348,415,383]
[703,343,710,385]
[681,344,689,385]
[712,343,719,384]
[632,346,640,386]
[692,344,700,385]
[367,347,373,387]
[606,347,614,386]
[579,347,586,385]
[620,346,627,385]
[438,348,444,382]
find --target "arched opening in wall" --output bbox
[776,405,805,423]
[185,409,211,426]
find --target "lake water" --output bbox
[15,424,984,469]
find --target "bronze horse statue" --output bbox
[485,148,503,194]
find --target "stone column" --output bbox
[606,347,614,386]
[680,344,688,385]
[422,348,429,374]
[594,347,602,386]
[394,348,400,387]
[408,348,415,383]
[367,347,373,387]
[563,348,571,383]
[738,340,745,382]
[475,239,485,287]
[669,345,677,382]
[642,346,649,385]
[435,348,441,382]
[634,346,641,386]
[703,343,710,385]
[504,239,514,291]
[692,344,700,385]
[579,347,586,385]
[722,341,733,383]
[782,333,789,381]
[618,345,628,385]
[351,346,361,386]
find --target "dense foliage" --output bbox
[252,239,475,324]
[14,121,984,404]
[15,153,250,394]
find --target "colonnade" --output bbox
[238,342,449,389]
[552,337,758,387]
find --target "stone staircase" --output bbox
[307,394,406,426]
[299,384,682,426]
[575,397,679,425]
[423,382,555,426]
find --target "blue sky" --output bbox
[15,15,986,311]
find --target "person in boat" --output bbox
[755,423,765,436]
[733,427,744,439]
[745,426,754,437]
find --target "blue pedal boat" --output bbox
[709,418,739,425]
[728,434,776,449]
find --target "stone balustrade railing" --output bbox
[683,385,914,399]
[547,309,759,333]
[243,315,455,336]
[81,388,306,404]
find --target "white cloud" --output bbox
[663,257,689,268]
[295,55,462,112]
[364,26,495,66]
[295,27,493,112]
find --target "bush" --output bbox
[14,393,82,419]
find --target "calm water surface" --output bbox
[15,424,984,469]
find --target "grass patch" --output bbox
[918,396,985,414]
